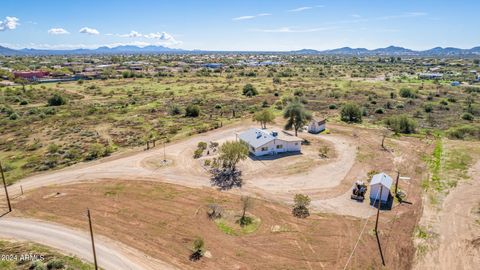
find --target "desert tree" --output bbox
[292,194,311,218]
[340,103,362,123]
[253,109,275,129]
[283,101,311,136]
[189,237,205,261]
[238,196,253,226]
[210,141,248,190]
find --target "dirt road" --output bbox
[0,217,176,270]
[11,121,364,216]
[414,162,480,270]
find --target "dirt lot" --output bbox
[12,180,420,270]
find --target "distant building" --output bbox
[13,71,49,81]
[236,128,302,156]
[418,73,443,80]
[202,63,223,69]
[307,119,326,134]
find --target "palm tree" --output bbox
[283,101,311,136]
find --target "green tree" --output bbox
[218,141,248,169]
[253,109,275,129]
[238,196,253,226]
[283,101,311,136]
[292,194,311,218]
[340,103,362,123]
[189,237,205,261]
[242,83,258,97]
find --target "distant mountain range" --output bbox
[1,44,479,56]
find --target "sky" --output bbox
[0,0,478,51]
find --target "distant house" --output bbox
[13,71,49,81]
[236,128,302,156]
[418,73,443,80]
[308,119,326,134]
[202,63,223,69]
[369,173,392,203]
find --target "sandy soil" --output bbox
[10,180,412,270]
[414,161,480,270]
[0,217,175,270]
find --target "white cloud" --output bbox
[109,30,180,45]
[48,28,70,35]
[288,7,312,12]
[232,13,271,21]
[0,16,19,31]
[118,30,142,38]
[79,27,100,35]
[251,26,337,33]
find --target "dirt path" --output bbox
[0,217,177,270]
[414,162,480,270]
[11,121,366,217]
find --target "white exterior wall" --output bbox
[308,122,325,133]
[250,139,301,156]
[369,184,390,202]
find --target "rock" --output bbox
[204,250,212,258]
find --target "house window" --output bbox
[276,144,283,149]
[261,147,268,151]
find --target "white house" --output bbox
[236,128,302,156]
[308,119,326,134]
[369,172,393,202]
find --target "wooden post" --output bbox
[0,162,12,212]
[394,171,400,197]
[20,185,24,196]
[87,209,98,270]
[375,185,383,232]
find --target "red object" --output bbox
[13,71,49,80]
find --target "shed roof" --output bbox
[369,172,393,189]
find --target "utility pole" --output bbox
[0,162,12,212]
[87,209,98,270]
[394,171,400,197]
[374,185,385,266]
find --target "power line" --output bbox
[343,187,380,270]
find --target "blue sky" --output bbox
[0,0,478,51]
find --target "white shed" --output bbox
[308,119,326,134]
[369,173,392,202]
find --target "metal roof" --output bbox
[369,172,393,190]
[237,128,275,148]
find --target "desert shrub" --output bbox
[46,259,65,269]
[189,237,205,261]
[169,104,181,115]
[193,148,203,159]
[207,204,223,219]
[328,104,337,109]
[384,115,417,134]
[340,103,362,123]
[292,194,311,218]
[242,83,258,97]
[446,125,480,140]
[399,88,416,98]
[375,108,384,114]
[424,103,434,113]
[47,93,67,106]
[185,104,200,117]
[85,143,109,160]
[197,141,207,150]
[462,112,474,121]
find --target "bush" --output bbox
[169,104,181,115]
[424,103,433,113]
[462,113,474,121]
[384,115,417,134]
[47,93,67,106]
[446,125,480,140]
[193,148,203,159]
[185,104,200,117]
[328,104,337,109]
[340,103,362,123]
[399,88,416,98]
[242,83,258,97]
[375,108,384,114]
[197,141,207,150]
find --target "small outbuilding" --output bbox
[369,172,392,203]
[308,119,326,134]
